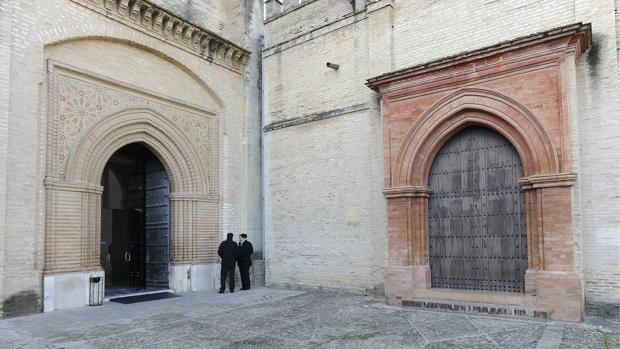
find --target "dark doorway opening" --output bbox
[100,143,170,297]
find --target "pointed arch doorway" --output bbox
[44,105,221,312]
[100,143,170,297]
[427,126,527,293]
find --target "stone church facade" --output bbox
[1,0,618,321]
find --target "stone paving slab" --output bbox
[0,287,617,349]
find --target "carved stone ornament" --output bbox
[71,0,251,73]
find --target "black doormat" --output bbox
[110,292,179,304]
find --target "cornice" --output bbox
[71,0,250,73]
[383,186,431,199]
[44,177,104,194]
[519,173,577,189]
[366,22,592,91]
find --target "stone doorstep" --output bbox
[414,287,534,305]
[402,298,550,320]
[103,289,175,302]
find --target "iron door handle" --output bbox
[125,252,131,262]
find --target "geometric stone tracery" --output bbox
[49,64,219,196]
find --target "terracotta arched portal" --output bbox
[368,23,590,321]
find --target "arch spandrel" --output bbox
[45,59,222,197]
[392,88,559,187]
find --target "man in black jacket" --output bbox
[218,233,239,293]
[237,233,254,290]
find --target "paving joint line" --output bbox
[535,323,565,349]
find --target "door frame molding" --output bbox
[368,23,591,321]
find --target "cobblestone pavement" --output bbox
[1,288,618,349]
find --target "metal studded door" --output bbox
[145,155,170,288]
[428,126,527,293]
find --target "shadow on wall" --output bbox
[2,290,40,318]
[586,33,602,78]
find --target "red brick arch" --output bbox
[393,88,558,187]
[369,23,591,321]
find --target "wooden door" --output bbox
[125,173,146,287]
[428,126,527,293]
[109,209,142,287]
[145,156,170,288]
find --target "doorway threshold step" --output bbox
[401,298,550,320]
[108,291,179,304]
[104,289,174,302]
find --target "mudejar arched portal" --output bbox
[427,126,527,293]
[371,26,590,321]
[377,88,584,321]
[44,108,220,310]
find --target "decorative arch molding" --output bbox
[43,63,222,311]
[392,88,559,187]
[368,23,591,321]
[65,108,209,195]
[45,107,220,274]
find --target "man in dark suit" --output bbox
[237,233,254,290]
[218,233,239,293]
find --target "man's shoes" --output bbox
[230,290,234,293]
[240,287,250,290]
[218,289,225,294]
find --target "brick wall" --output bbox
[0,0,260,316]
[0,0,12,312]
[262,0,620,312]
[263,0,387,293]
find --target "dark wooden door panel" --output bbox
[428,126,527,293]
[145,157,169,288]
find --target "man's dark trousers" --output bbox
[238,240,253,290]
[220,262,235,292]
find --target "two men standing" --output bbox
[217,233,253,293]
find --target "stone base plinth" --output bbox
[170,263,221,292]
[535,271,582,321]
[387,266,582,321]
[386,264,430,304]
[43,270,104,312]
[251,259,266,287]
[190,264,221,291]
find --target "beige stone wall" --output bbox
[263,1,387,293]
[263,0,620,311]
[0,0,12,314]
[0,0,261,316]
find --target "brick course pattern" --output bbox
[0,0,262,317]
[263,0,619,318]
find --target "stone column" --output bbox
[520,173,582,321]
[383,186,431,304]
